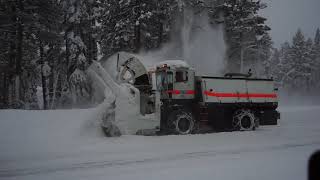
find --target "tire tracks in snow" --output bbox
[1,141,320,178]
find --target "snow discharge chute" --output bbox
[99,51,152,88]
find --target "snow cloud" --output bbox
[139,7,226,76]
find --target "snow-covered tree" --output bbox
[273,29,318,93]
[0,0,64,109]
[258,33,273,77]
[214,0,271,72]
[277,42,293,89]
[287,29,313,91]
[58,0,99,108]
[69,68,90,106]
[310,28,320,92]
[268,48,281,83]
[141,0,178,50]
[99,0,178,56]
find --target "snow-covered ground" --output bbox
[0,106,319,180]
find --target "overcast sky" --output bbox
[260,0,320,47]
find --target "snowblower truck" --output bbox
[153,60,280,135]
[94,52,280,136]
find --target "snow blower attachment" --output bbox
[100,52,154,115]
[87,52,155,137]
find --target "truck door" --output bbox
[156,70,173,99]
[167,71,173,98]
[172,69,195,99]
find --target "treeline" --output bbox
[265,29,320,95]
[0,0,179,109]
[0,0,272,109]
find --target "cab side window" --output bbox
[175,71,188,82]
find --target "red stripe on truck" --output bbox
[166,90,195,95]
[166,90,181,95]
[204,91,277,98]
[186,90,195,95]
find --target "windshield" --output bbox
[156,71,173,92]
[156,71,167,91]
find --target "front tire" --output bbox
[168,110,194,135]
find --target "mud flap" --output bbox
[259,110,279,125]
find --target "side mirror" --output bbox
[274,88,279,91]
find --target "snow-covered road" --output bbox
[0,106,319,180]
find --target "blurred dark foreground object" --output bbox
[309,150,320,180]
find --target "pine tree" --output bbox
[270,29,320,94]
[60,0,94,107]
[304,38,314,91]
[269,48,281,83]
[278,42,293,89]
[0,1,16,107]
[99,0,135,56]
[258,33,273,77]
[313,29,320,65]
[288,29,312,91]
[0,0,26,107]
[311,28,320,91]
[0,0,63,108]
[315,28,320,45]
[99,0,178,56]
[142,0,178,50]
[214,0,271,72]
[33,0,63,109]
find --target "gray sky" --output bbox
[260,0,320,47]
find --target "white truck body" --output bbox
[201,77,278,103]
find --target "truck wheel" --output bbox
[232,109,256,131]
[168,111,194,135]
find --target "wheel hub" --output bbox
[241,116,252,129]
[177,118,190,133]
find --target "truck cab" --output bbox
[155,61,197,134]
[155,61,195,100]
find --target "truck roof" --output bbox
[156,60,191,69]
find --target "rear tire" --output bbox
[232,109,257,131]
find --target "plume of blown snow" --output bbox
[139,7,226,76]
